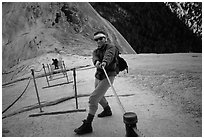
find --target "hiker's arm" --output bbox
[102,45,116,66]
[92,50,100,66]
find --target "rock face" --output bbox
[91,2,202,54]
[2,2,136,71]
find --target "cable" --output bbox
[34,68,43,72]
[102,66,145,137]
[76,66,95,71]
[102,66,126,114]
[2,77,31,114]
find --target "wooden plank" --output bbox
[42,81,73,89]
[29,109,86,117]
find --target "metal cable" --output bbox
[34,68,43,72]
[76,66,95,71]
[2,77,31,114]
[102,66,144,136]
[102,66,126,114]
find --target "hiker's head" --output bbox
[94,31,107,47]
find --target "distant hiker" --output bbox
[52,59,59,69]
[74,31,119,135]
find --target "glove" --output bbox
[99,62,106,69]
[95,61,101,68]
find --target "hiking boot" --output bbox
[74,120,93,135]
[98,106,112,118]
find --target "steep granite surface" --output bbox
[2,2,135,71]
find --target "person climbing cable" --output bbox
[74,31,119,135]
[52,59,59,69]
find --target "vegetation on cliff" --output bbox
[91,2,202,53]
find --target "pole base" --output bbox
[123,112,139,137]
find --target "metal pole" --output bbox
[31,69,43,112]
[63,61,69,83]
[60,61,65,77]
[73,68,78,109]
[47,64,52,80]
[42,64,50,86]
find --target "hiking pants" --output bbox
[88,76,115,115]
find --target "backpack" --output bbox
[117,55,128,73]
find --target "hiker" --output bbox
[74,31,119,135]
[52,59,59,69]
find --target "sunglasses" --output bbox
[94,37,104,41]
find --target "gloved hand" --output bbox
[99,62,106,69]
[95,61,101,68]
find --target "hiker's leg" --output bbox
[88,76,115,115]
[94,77,100,88]
[99,96,109,108]
[74,76,115,135]
[95,78,109,108]
[97,77,115,117]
